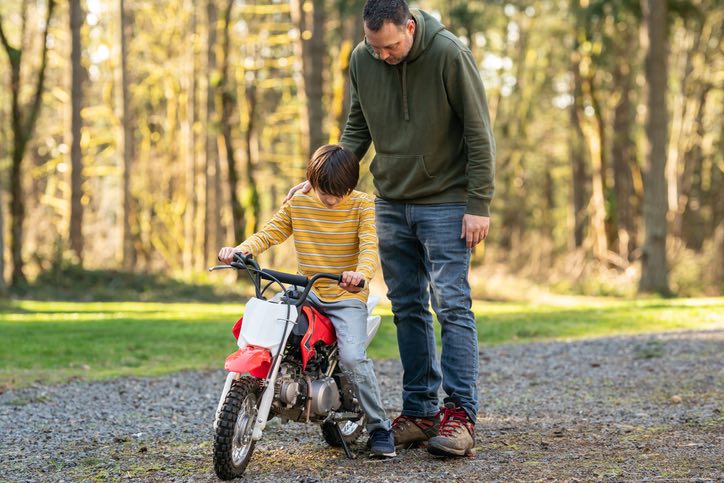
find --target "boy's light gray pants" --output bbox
[308,292,392,433]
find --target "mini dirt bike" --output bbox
[209,252,381,480]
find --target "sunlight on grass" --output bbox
[1,297,721,389]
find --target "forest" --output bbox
[0,0,722,297]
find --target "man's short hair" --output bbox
[363,0,411,31]
[306,144,359,198]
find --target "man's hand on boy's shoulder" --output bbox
[339,271,365,293]
[284,180,312,203]
[218,246,247,264]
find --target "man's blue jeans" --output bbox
[375,199,479,422]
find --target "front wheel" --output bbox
[321,415,366,447]
[213,377,261,480]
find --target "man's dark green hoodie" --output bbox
[340,9,496,216]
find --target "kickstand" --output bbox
[332,422,355,459]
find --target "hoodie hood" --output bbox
[363,10,445,121]
[406,9,445,63]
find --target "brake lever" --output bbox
[208,265,234,272]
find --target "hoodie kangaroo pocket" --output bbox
[370,154,436,199]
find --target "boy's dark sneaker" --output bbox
[368,428,396,458]
[392,412,440,448]
[427,403,475,457]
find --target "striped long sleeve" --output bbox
[236,190,378,303]
[237,202,293,255]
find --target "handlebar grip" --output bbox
[233,252,254,264]
[334,275,364,288]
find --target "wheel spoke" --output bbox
[214,378,261,480]
[231,393,258,466]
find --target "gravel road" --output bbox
[1,328,722,482]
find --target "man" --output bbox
[289,0,495,457]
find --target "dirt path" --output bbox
[1,328,722,481]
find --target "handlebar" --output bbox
[209,252,364,304]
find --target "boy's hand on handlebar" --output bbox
[218,247,246,265]
[339,271,365,293]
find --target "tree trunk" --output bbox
[0,0,56,287]
[204,0,220,262]
[713,220,724,287]
[330,4,363,141]
[638,0,670,295]
[291,0,326,158]
[678,86,709,250]
[9,122,25,286]
[306,0,326,153]
[0,105,4,293]
[220,0,245,246]
[709,132,724,267]
[244,79,260,234]
[0,184,5,294]
[120,0,136,269]
[578,70,608,260]
[182,0,198,273]
[69,0,85,264]
[611,32,638,261]
[569,51,589,249]
[673,14,716,249]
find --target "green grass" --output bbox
[1,297,722,389]
[0,301,244,388]
[369,297,724,357]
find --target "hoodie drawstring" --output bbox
[402,62,410,121]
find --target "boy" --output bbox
[218,144,395,458]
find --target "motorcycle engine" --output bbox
[309,377,341,416]
[274,363,342,419]
[276,364,303,407]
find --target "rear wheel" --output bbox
[321,415,366,447]
[213,377,261,480]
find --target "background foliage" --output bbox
[0,0,721,297]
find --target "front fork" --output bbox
[212,368,277,442]
[213,371,239,431]
[250,348,286,440]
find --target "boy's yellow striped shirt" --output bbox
[238,190,378,303]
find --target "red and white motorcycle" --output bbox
[209,253,381,480]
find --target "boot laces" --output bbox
[392,414,412,428]
[393,414,436,431]
[438,406,471,437]
[370,428,391,445]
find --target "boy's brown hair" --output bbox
[306,144,359,197]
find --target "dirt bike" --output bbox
[208,252,381,480]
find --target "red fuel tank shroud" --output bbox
[300,306,336,370]
[232,317,243,340]
[224,346,272,378]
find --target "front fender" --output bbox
[224,346,272,379]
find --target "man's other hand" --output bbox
[460,214,490,248]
